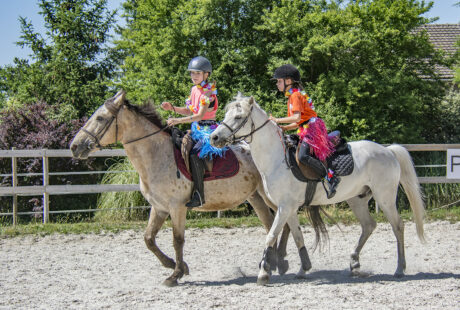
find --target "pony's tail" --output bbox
[387,144,426,243]
[304,205,329,252]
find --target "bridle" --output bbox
[81,100,169,149]
[220,103,292,169]
[220,105,270,144]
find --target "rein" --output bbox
[82,101,170,148]
[124,126,170,145]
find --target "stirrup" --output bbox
[185,191,204,208]
[322,177,339,199]
[326,188,336,199]
[326,176,340,199]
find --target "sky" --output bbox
[0,0,459,67]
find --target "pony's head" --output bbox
[71,90,170,159]
[70,90,126,159]
[210,92,256,148]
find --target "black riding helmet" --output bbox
[188,56,212,73]
[272,64,301,82]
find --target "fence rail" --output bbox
[1,144,460,225]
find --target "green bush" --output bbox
[95,158,148,221]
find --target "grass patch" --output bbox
[1,206,458,238]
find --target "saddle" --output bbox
[171,127,239,181]
[287,131,354,183]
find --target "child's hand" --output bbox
[167,118,179,126]
[269,115,277,123]
[161,102,173,111]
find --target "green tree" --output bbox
[116,0,292,120]
[257,0,448,142]
[0,0,121,121]
[117,0,448,143]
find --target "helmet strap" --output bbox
[283,80,292,92]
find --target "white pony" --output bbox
[210,94,426,285]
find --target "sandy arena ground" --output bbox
[1,221,459,309]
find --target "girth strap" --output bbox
[301,181,318,209]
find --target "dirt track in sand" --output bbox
[1,221,459,309]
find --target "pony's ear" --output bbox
[248,96,255,105]
[113,89,126,107]
[105,89,126,115]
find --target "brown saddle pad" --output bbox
[173,147,239,181]
[288,147,322,182]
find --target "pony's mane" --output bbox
[124,100,171,135]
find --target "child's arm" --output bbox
[166,102,210,126]
[269,112,301,124]
[280,123,298,131]
[161,102,191,116]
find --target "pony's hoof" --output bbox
[302,260,312,272]
[257,275,270,286]
[162,278,178,287]
[350,261,360,271]
[394,271,405,278]
[350,268,361,277]
[294,273,307,279]
[277,259,289,275]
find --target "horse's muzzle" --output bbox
[70,139,94,159]
[210,132,226,148]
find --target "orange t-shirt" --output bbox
[287,91,317,126]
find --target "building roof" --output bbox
[417,24,460,81]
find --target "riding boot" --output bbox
[185,154,205,208]
[325,169,340,199]
[298,142,326,178]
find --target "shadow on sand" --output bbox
[182,270,460,287]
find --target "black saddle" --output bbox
[286,131,354,182]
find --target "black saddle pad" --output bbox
[327,141,354,176]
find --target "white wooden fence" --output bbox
[1,144,459,225]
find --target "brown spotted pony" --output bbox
[70,90,296,286]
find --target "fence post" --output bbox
[42,149,50,223]
[12,147,18,226]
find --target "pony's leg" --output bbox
[247,191,275,232]
[248,191,290,275]
[277,224,290,275]
[257,204,293,285]
[285,212,312,278]
[373,187,406,277]
[163,206,189,287]
[346,196,376,275]
[144,207,176,269]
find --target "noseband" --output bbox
[81,101,169,149]
[221,105,270,144]
[81,102,118,149]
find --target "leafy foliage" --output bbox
[117,0,448,143]
[0,102,93,176]
[254,0,448,142]
[0,0,122,121]
[0,102,100,220]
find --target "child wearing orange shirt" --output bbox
[269,64,340,198]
